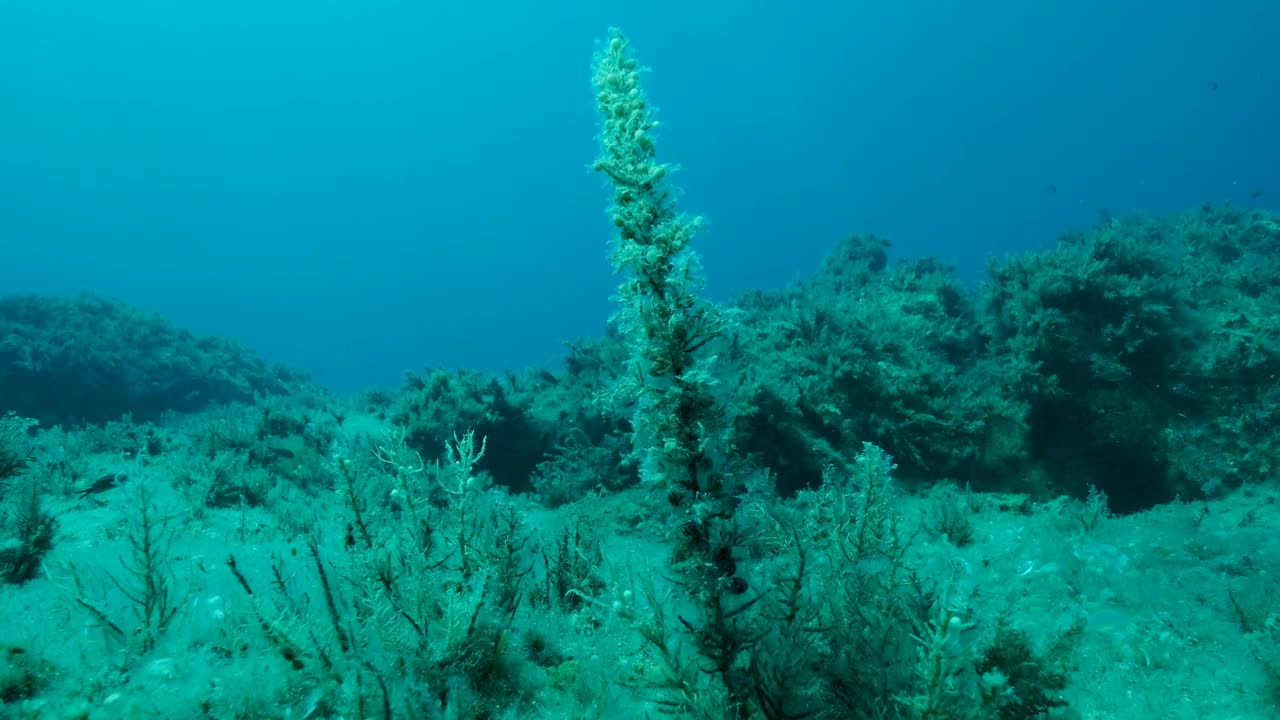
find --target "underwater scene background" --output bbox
[1,2,1279,718]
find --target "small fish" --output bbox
[1210,81,1219,91]
[1251,187,1265,199]
[77,472,128,497]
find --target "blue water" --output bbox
[2,1,1276,393]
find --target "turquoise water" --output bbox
[3,2,1275,391]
